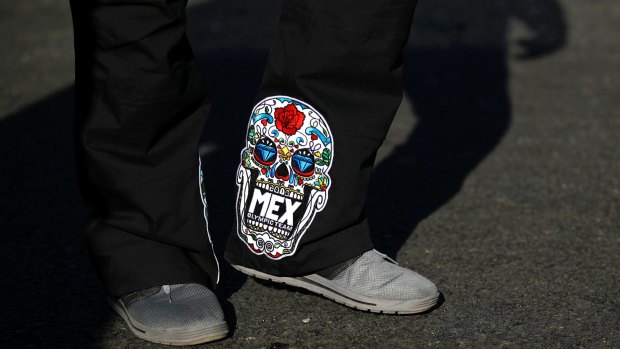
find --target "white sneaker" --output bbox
[232,250,439,314]
[108,283,229,345]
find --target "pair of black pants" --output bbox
[70,0,417,297]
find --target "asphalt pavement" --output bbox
[0,0,618,348]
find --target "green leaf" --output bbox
[322,148,331,161]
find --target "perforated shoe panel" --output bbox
[124,283,225,330]
[329,250,438,301]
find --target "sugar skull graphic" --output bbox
[235,96,334,259]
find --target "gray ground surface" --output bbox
[1,0,618,348]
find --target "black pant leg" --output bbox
[225,0,417,275]
[70,0,219,296]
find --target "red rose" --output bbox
[274,104,305,136]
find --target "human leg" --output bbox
[227,0,417,275]
[226,0,438,313]
[70,0,226,343]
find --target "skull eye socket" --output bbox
[254,137,277,166]
[291,149,315,177]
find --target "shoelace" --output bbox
[373,249,399,265]
[163,285,172,303]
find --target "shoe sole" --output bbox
[232,264,439,315]
[107,297,229,346]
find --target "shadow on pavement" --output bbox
[0,88,110,347]
[0,0,565,346]
[368,0,566,257]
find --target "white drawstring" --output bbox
[373,249,399,265]
[162,285,172,303]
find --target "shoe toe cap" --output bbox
[402,270,438,299]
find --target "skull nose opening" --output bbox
[275,163,290,181]
[254,137,277,166]
[292,148,315,177]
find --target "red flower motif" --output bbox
[274,104,305,136]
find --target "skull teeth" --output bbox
[256,181,303,201]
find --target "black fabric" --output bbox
[225,0,417,276]
[121,286,161,306]
[70,0,217,297]
[70,0,417,296]
[316,253,364,280]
